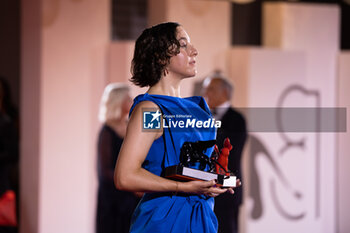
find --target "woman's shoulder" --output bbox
[129,94,160,116]
[127,95,163,140]
[131,99,160,112]
[130,93,178,113]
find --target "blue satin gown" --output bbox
[128,93,218,233]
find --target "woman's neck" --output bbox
[147,75,182,97]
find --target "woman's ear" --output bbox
[163,68,169,76]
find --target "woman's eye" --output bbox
[180,43,187,48]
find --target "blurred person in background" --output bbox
[202,72,247,233]
[96,83,140,233]
[0,77,19,233]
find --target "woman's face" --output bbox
[167,26,198,78]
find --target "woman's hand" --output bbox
[224,178,242,195]
[178,180,225,197]
[178,178,242,197]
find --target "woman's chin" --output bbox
[184,73,196,79]
[187,70,197,78]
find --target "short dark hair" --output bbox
[130,22,181,87]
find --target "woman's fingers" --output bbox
[204,179,216,188]
[187,179,242,197]
[226,188,234,194]
[221,179,241,195]
[206,186,226,197]
[236,179,241,187]
[208,192,220,197]
[206,188,225,197]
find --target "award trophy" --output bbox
[164,138,237,188]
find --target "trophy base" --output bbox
[164,165,236,188]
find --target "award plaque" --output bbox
[164,138,237,188]
[164,164,236,188]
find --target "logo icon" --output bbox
[143,110,162,129]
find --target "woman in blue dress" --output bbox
[114,22,239,233]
